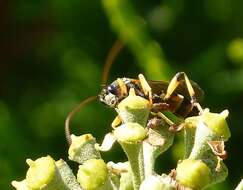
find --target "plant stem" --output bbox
[120,142,144,190]
[102,0,172,79]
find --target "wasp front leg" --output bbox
[149,111,184,133]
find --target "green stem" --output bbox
[143,127,174,178]
[142,142,156,177]
[56,159,83,190]
[102,0,172,79]
[184,122,196,158]
[120,142,144,190]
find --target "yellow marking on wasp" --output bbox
[111,115,122,129]
[138,74,153,106]
[117,78,128,96]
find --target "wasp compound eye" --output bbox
[107,85,118,95]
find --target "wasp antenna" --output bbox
[65,96,97,146]
[101,40,124,87]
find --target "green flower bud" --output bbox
[176,159,212,189]
[185,109,231,141]
[117,89,150,127]
[68,134,101,164]
[118,90,149,110]
[25,156,57,190]
[201,110,230,141]
[77,159,108,190]
[114,122,147,143]
[186,109,231,160]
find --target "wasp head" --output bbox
[99,84,119,108]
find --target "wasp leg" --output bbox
[152,111,184,132]
[168,123,184,133]
[155,111,174,126]
[164,72,203,114]
[117,78,128,96]
[111,115,122,129]
[138,74,153,107]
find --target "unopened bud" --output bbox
[114,122,147,143]
[176,159,212,189]
[77,159,108,190]
[68,134,101,164]
[201,109,230,141]
[117,89,150,127]
[26,156,57,190]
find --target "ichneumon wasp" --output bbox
[65,40,204,145]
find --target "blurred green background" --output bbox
[1,0,243,189]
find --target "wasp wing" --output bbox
[148,80,204,102]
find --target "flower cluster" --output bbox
[12,82,234,190]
